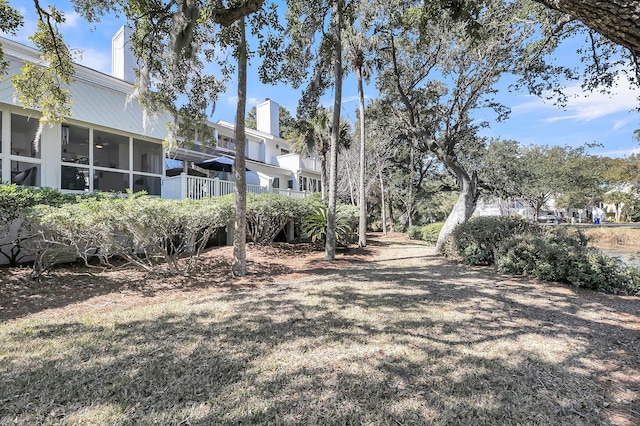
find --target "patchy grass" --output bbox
[1,235,639,425]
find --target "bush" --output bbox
[495,228,640,295]
[407,223,444,245]
[28,193,236,276]
[246,194,306,244]
[421,223,444,244]
[0,185,81,266]
[407,226,422,240]
[304,203,358,246]
[452,216,538,265]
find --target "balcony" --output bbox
[162,174,311,201]
[275,153,321,173]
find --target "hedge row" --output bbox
[450,216,640,296]
[1,185,359,276]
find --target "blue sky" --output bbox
[4,0,640,158]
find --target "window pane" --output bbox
[133,139,163,173]
[94,170,128,193]
[11,114,40,159]
[61,166,89,191]
[0,111,2,153]
[61,124,89,164]
[11,161,40,187]
[93,130,129,169]
[133,174,161,196]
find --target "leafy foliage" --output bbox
[0,185,79,266]
[304,203,358,246]
[450,215,639,295]
[245,193,317,244]
[9,190,328,277]
[27,193,235,277]
[496,229,640,295]
[10,6,75,138]
[451,216,538,265]
[407,223,445,245]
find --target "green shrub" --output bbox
[495,229,588,282]
[421,222,444,244]
[407,226,422,240]
[495,228,640,295]
[246,194,300,244]
[304,203,358,246]
[29,193,236,276]
[407,223,444,244]
[0,185,81,266]
[452,216,538,265]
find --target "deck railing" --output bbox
[162,174,311,201]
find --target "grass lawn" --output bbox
[1,234,638,425]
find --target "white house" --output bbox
[0,29,321,199]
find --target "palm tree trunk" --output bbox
[326,0,343,261]
[232,17,248,277]
[357,64,366,247]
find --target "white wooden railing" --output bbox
[162,174,311,201]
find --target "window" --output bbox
[61,166,89,191]
[11,162,40,187]
[134,139,163,174]
[133,174,161,196]
[93,130,129,170]
[60,124,90,191]
[61,124,89,164]
[271,177,280,188]
[281,148,290,155]
[94,170,128,193]
[11,114,40,159]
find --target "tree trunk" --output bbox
[435,167,479,253]
[232,17,248,277]
[346,161,356,205]
[536,0,640,57]
[326,0,343,261]
[356,64,367,247]
[379,168,387,235]
[320,149,327,202]
[406,142,415,229]
[388,194,395,233]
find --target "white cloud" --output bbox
[612,117,635,132]
[594,146,640,158]
[75,48,110,74]
[514,77,640,124]
[247,97,260,106]
[60,11,82,29]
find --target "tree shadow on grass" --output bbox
[2,256,638,425]
[1,235,638,424]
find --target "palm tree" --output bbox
[344,21,374,247]
[287,108,351,202]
